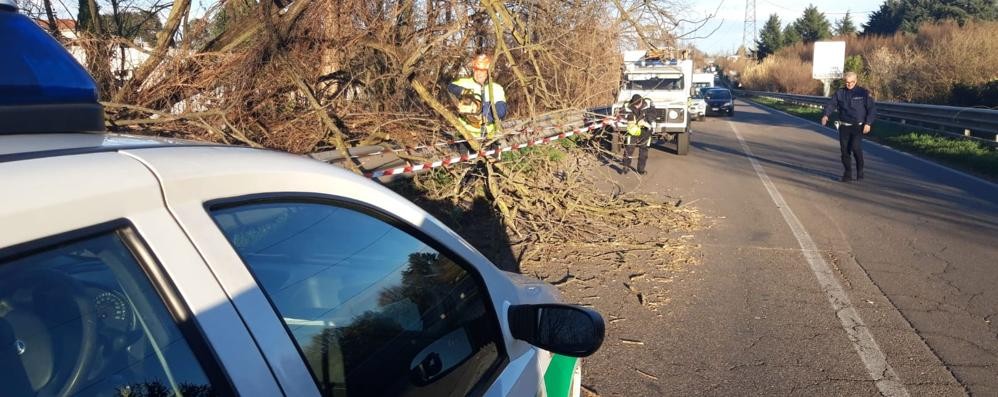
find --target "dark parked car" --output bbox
[704,88,735,117]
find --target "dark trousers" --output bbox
[623,133,651,172]
[838,124,864,175]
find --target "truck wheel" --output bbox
[676,131,690,155]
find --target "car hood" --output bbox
[705,98,732,105]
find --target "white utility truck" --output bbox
[610,49,693,155]
[688,72,715,121]
[691,72,715,90]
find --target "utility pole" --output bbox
[742,0,756,56]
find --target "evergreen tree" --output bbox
[77,0,98,33]
[862,0,998,36]
[782,24,802,46]
[792,5,833,43]
[100,10,163,44]
[862,2,902,36]
[844,55,864,74]
[754,14,784,59]
[835,11,858,36]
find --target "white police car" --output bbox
[0,2,604,396]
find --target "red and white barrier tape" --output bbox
[327,111,617,160]
[365,117,618,178]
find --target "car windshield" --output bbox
[705,90,731,99]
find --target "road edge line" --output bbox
[727,120,910,397]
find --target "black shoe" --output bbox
[637,170,647,175]
[621,167,629,175]
[857,171,864,180]
[840,173,852,182]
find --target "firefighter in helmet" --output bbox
[447,54,507,139]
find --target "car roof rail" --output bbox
[0,2,105,134]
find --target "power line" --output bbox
[757,0,875,15]
[743,0,757,52]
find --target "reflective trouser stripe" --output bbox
[543,354,578,397]
[625,134,652,147]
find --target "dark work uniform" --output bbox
[622,102,653,174]
[822,86,877,179]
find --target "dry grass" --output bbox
[741,55,821,94]
[735,21,998,104]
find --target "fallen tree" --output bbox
[51,0,706,271]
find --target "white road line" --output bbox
[727,120,910,397]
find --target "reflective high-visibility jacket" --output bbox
[448,77,507,138]
[622,102,652,146]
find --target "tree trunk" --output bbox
[113,0,191,102]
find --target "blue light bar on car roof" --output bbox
[0,3,105,133]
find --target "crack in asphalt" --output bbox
[836,249,973,393]
[726,360,766,371]
[884,240,998,394]
[920,332,998,359]
[788,377,878,395]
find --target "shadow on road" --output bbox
[692,107,998,241]
[692,140,842,181]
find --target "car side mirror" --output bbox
[508,304,605,357]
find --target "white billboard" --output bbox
[812,41,846,80]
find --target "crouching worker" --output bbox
[622,94,652,175]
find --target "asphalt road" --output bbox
[586,100,998,396]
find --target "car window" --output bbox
[0,230,223,396]
[210,201,504,397]
[706,90,731,99]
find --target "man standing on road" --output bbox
[821,72,877,182]
[621,94,652,175]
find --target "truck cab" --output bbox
[611,50,692,155]
[691,73,715,91]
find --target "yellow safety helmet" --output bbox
[470,54,492,71]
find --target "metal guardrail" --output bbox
[735,90,998,147]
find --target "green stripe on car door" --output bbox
[543,354,578,397]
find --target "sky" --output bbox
[681,0,880,55]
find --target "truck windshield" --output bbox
[625,77,684,91]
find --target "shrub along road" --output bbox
[574,99,998,396]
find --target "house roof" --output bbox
[34,18,76,31]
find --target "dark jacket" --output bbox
[623,103,652,136]
[823,86,877,125]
